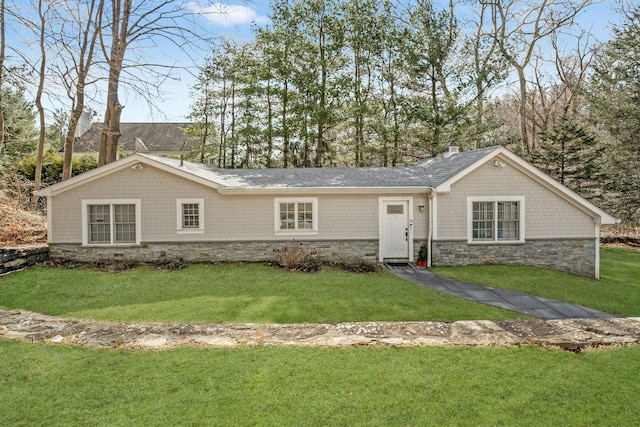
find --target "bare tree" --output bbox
[486,0,593,154]
[58,0,104,180]
[465,1,508,149]
[550,29,594,118]
[0,0,6,151]
[29,0,49,209]
[98,0,212,166]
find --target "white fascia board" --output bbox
[435,146,619,225]
[217,186,433,195]
[36,154,147,197]
[36,153,224,197]
[433,147,502,193]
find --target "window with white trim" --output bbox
[177,199,204,233]
[82,200,141,245]
[468,197,524,243]
[274,198,318,234]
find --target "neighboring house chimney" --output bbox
[74,110,94,138]
[443,141,460,158]
[134,137,149,152]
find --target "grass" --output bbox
[0,340,639,426]
[432,247,640,317]
[0,263,524,322]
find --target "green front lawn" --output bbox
[1,247,637,322]
[0,263,523,322]
[433,247,640,317]
[1,341,639,426]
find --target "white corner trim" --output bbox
[595,223,601,280]
[431,192,438,240]
[46,197,53,244]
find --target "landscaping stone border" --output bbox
[0,246,49,275]
[1,309,639,352]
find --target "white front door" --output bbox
[379,199,411,261]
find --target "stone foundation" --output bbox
[49,240,380,264]
[1,246,50,275]
[432,238,597,278]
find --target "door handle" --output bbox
[405,228,408,241]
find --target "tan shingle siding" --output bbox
[437,160,595,240]
[49,165,431,244]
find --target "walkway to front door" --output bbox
[386,265,622,320]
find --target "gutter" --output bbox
[216,186,431,195]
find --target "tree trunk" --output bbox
[30,0,47,210]
[0,0,6,152]
[99,0,130,167]
[282,80,289,168]
[266,78,273,168]
[62,108,83,180]
[516,65,529,154]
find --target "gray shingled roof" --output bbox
[141,146,499,189]
[415,145,499,186]
[74,123,198,153]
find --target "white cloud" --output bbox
[186,2,268,27]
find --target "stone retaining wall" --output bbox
[49,240,380,264]
[0,246,50,275]
[432,238,597,278]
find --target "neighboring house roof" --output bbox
[73,122,198,153]
[37,147,618,224]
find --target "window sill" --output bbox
[275,230,319,237]
[467,240,525,245]
[82,243,142,248]
[177,229,205,235]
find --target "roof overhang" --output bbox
[216,187,432,195]
[36,153,225,197]
[433,146,619,225]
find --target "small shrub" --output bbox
[301,255,320,272]
[274,244,320,272]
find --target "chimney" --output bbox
[443,141,460,158]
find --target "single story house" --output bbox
[37,144,618,278]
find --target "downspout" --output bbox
[594,223,600,280]
[428,190,435,267]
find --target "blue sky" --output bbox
[106,1,623,123]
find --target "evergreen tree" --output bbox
[531,117,605,202]
[588,4,640,222]
[0,87,37,162]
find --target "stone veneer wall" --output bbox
[49,240,380,264]
[432,238,597,278]
[1,246,50,275]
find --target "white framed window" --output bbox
[274,197,318,235]
[82,200,141,245]
[467,197,525,243]
[177,199,204,233]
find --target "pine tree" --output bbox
[531,117,605,203]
